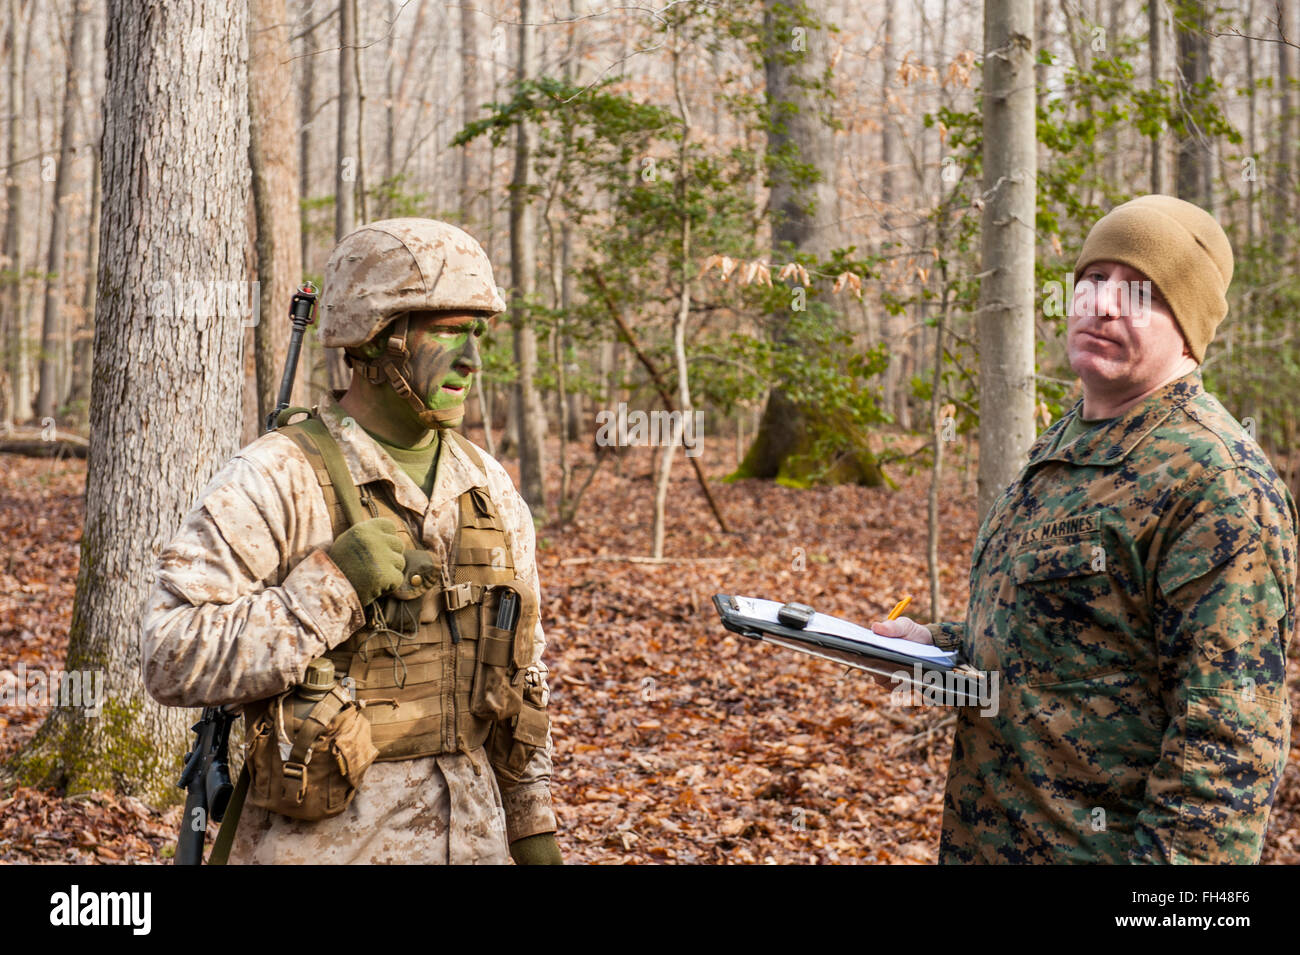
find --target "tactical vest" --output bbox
[263,412,549,777]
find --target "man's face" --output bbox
[403,309,488,428]
[1067,261,1191,399]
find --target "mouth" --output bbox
[441,382,467,395]
[1077,329,1119,346]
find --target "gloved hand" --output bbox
[326,517,406,606]
[509,832,563,865]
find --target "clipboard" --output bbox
[713,593,989,707]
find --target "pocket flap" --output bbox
[1012,541,1104,584]
[513,702,549,747]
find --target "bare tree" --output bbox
[1175,0,1213,208]
[510,0,548,518]
[977,0,1037,520]
[0,0,32,431]
[249,0,302,432]
[34,0,92,421]
[1150,0,1166,192]
[4,0,252,801]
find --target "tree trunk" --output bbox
[66,130,100,427]
[4,0,252,803]
[880,0,906,426]
[1149,0,1165,193]
[1,0,31,432]
[976,0,1037,521]
[1274,0,1291,257]
[329,0,359,391]
[249,0,302,433]
[459,0,479,224]
[510,0,547,518]
[738,0,880,486]
[34,0,92,422]
[1175,0,1212,207]
[653,38,695,559]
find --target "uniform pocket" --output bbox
[1008,535,1128,686]
[470,586,524,720]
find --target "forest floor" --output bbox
[3,431,1300,865]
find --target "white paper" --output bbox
[731,596,956,666]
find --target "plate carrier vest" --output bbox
[251,411,549,778]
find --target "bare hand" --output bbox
[864,615,932,688]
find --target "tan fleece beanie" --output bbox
[1073,194,1233,363]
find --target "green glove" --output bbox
[326,517,406,606]
[510,832,563,865]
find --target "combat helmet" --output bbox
[319,218,507,426]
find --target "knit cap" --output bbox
[1073,194,1233,362]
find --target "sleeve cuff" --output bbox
[925,621,965,652]
[281,548,365,646]
[501,783,557,843]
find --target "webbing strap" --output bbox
[444,429,485,472]
[279,416,367,530]
[208,763,249,866]
[287,687,349,766]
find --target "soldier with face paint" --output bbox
[141,219,561,865]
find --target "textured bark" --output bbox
[4,0,252,803]
[327,0,359,392]
[459,0,479,223]
[336,0,358,242]
[249,0,302,430]
[1174,0,1212,208]
[1149,0,1165,193]
[1,0,30,431]
[510,0,547,518]
[1274,0,1291,256]
[740,0,874,485]
[880,0,908,427]
[34,0,92,421]
[976,0,1037,521]
[65,132,100,425]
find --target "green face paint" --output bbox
[406,317,486,426]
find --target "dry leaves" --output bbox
[3,435,1300,865]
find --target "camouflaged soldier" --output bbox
[872,195,1297,863]
[141,219,562,864]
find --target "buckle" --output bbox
[443,582,475,612]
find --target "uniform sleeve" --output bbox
[485,464,558,842]
[1130,466,1297,864]
[925,621,967,654]
[140,447,365,709]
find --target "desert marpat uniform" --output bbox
[928,369,1297,863]
[141,397,556,864]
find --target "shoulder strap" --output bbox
[444,429,486,473]
[279,416,368,533]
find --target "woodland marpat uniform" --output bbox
[140,397,555,863]
[927,369,1297,863]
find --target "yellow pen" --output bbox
[886,595,912,621]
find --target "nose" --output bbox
[454,329,482,375]
[1095,277,1125,319]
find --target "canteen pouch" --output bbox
[487,687,550,781]
[470,584,538,721]
[244,685,380,821]
[486,665,551,781]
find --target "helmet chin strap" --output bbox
[360,313,465,429]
